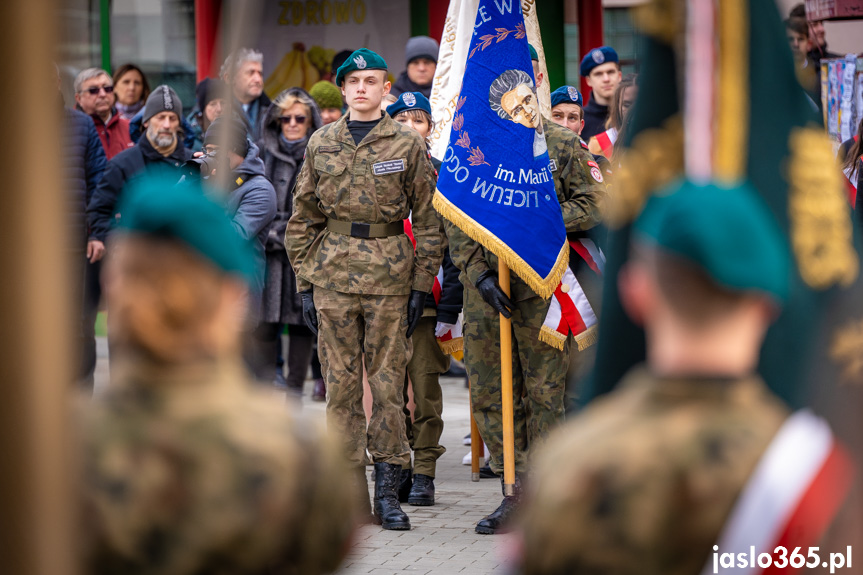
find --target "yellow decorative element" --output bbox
[433,191,568,300]
[538,325,566,351]
[829,318,863,385]
[264,43,321,98]
[608,115,684,227]
[788,128,859,289]
[438,337,463,357]
[235,177,243,186]
[714,0,748,181]
[560,283,570,294]
[632,0,684,45]
[538,325,598,352]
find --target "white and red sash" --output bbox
[540,238,605,351]
[404,217,463,356]
[595,128,618,160]
[700,410,855,575]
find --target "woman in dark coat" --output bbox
[259,87,323,395]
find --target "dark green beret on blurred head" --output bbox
[633,178,791,305]
[116,174,256,283]
[335,48,388,86]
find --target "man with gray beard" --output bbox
[87,85,194,246]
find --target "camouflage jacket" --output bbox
[286,113,443,295]
[77,358,356,575]
[518,367,789,575]
[445,119,607,302]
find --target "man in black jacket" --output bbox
[390,36,439,99]
[221,48,271,143]
[87,85,194,250]
[579,46,622,141]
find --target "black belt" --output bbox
[326,218,405,239]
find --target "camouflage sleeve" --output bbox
[285,142,323,293]
[558,141,607,233]
[443,218,490,288]
[407,142,444,293]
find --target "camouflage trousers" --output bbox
[463,286,569,474]
[315,287,411,468]
[403,315,449,477]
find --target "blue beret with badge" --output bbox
[633,178,791,304]
[579,46,619,77]
[386,91,431,118]
[335,48,388,87]
[550,85,583,108]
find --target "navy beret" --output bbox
[386,91,431,118]
[580,46,619,77]
[550,85,583,108]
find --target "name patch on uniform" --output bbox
[372,159,406,175]
[317,145,342,153]
[548,159,558,172]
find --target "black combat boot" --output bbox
[408,473,435,506]
[475,475,521,534]
[397,468,413,503]
[373,462,411,530]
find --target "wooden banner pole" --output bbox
[499,263,516,496]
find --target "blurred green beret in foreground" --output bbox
[634,178,791,304]
[116,174,256,283]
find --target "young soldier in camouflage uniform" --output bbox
[286,49,443,531]
[517,180,794,575]
[445,45,607,535]
[78,177,356,574]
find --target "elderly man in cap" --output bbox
[580,46,623,140]
[517,179,799,574]
[286,48,443,531]
[391,36,439,98]
[78,174,357,574]
[87,85,194,252]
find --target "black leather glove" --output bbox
[475,270,513,318]
[406,290,428,338]
[300,289,318,336]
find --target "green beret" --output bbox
[335,48,388,86]
[634,178,791,304]
[116,174,256,283]
[528,43,539,61]
[309,80,343,110]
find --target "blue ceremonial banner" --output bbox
[433,0,568,299]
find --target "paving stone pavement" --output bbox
[93,337,517,574]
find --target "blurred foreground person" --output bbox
[518,180,853,574]
[77,177,356,574]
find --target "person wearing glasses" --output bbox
[74,67,133,160]
[254,88,324,397]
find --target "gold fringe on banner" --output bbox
[433,190,569,300]
[438,337,464,357]
[538,325,567,350]
[574,326,599,352]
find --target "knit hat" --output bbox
[579,46,620,77]
[550,85,583,108]
[204,117,250,157]
[195,78,228,114]
[335,48,388,86]
[143,85,182,124]
[386,92,431,118]
[309,80,343,110]
[405,36,439,65]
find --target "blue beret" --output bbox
[116,174,256,283]
[579,46,619,77]
[550,85,583,108]
[335,48,388,86]
[634,179,791,304]
[386,91,431,118]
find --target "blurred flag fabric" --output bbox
[433,0,567,299]
[583,0,862,411]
